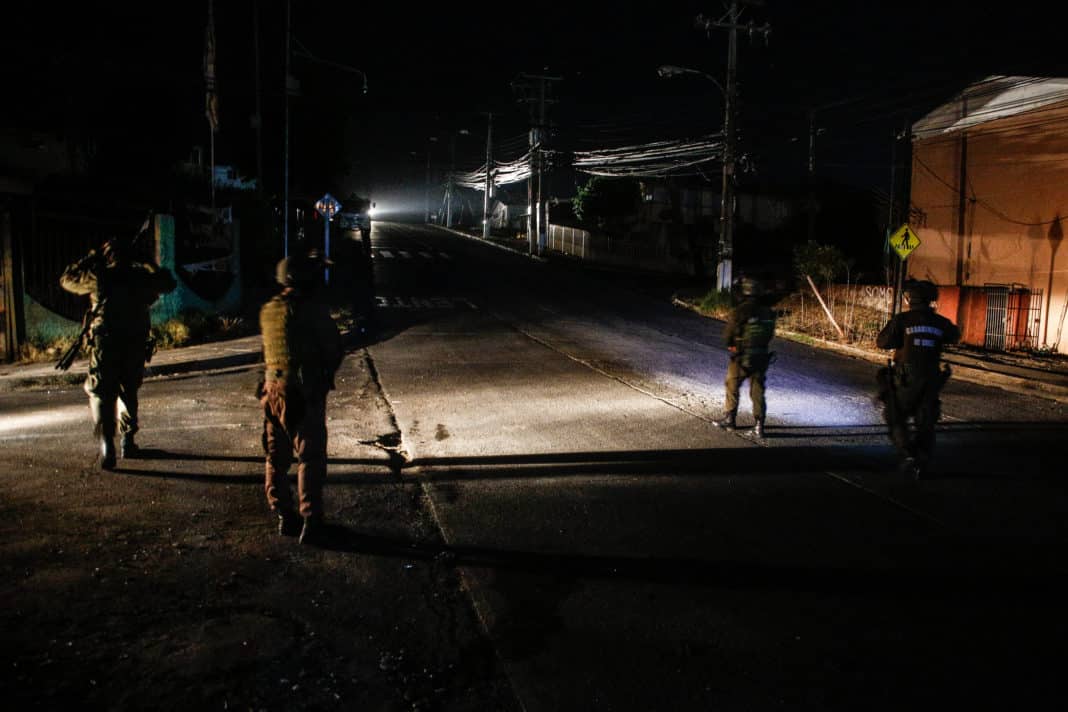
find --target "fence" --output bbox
[547,224,590,258]
[546,223,697,274]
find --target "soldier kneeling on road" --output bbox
[875,279,960,479]
[258,250,344,545]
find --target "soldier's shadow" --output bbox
[125,448,261,463]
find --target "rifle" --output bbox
[55,298,106,371]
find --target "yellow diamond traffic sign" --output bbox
[889,224,921,260]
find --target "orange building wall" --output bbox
[909,101,1068,352]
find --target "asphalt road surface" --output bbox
[3,220,1067,711]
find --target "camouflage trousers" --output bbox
[723,357,768,421]
[84,334,146,440]
[261,381,328,519]
[882,367,943,463]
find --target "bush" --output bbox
[697,288,733,319]
[793,240,849,286]
[18,334,79,364]
[151,311,251,350]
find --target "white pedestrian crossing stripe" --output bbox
[373,248,451,260]
[374,296,478,310]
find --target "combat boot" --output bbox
[277,510,302,537]
[299,514,328,547]
[751,419,765,439]
[899,456,922,480]
[713,412,736,431]
[100,437,117,471]
[119,433,140,459]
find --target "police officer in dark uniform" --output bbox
[259,250,344,545]
[60,233,177,470]
[876,279,960,479]
[713,276,777,438]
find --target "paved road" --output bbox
[3,220,1066,711]
[365,222,1068,710]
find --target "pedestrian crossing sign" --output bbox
[889,224,921,260]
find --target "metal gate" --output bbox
[984,284,1043,351]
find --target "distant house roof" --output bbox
[912,75,1068,139]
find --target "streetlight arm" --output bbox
[657,65,725,98]
[293,41,368,93]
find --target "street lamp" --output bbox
[658,63,735,290]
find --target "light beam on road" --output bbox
[0,405,88,437]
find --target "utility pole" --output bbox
[807,108,816,244]
[283,0,291,257]
[425,146,431,223]
[697,2,770,292]
[512,73,561,256]
[807,96,856,245]
[252,0,263,199]
[446,133,456,228]
[483,112,493,240]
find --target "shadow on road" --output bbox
[300,524,1068,599]
[109,428,1062,484]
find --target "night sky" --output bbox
[4,1,1066,213]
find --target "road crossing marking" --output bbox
[374,296,478,309]
[372,248,451,260]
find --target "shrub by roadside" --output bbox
[679,284,888,351]
[17,311,256,365]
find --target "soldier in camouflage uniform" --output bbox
[259,251,344,545]
[60,233,177,470]
[876,280,960,479]
[713,277,777,439]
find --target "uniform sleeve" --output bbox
[59,251,102,295]
[941,316,961,345]
[876,316,902,350]
[132,264,177,306]
[316,306,344,376]
[149,265,178,296]
[723,307,742,348]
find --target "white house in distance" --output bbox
[908,76,1068,354]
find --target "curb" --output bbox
[429,224,549,262]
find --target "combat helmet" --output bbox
[275,250,334,287]
[738,276,763,298]
[903,280,937,308]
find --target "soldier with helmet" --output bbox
[59,228,177,470]
[713,276,777,439]
[259,249,344,545]
[876,279,960,479]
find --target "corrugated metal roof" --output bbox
[912,75,1068,139]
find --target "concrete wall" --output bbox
[151,213,241,322]
[20,212,242,346]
